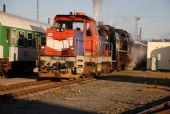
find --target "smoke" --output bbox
[127,45,146,70]
[92,0,101,20]
[92,0,146,69]
[92,0,137,39]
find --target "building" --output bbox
[147,42,170,71]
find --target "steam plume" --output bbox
[92,0,101,20]
[92,0,146,70]
[127,45,146,70]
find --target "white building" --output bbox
[147,42,170,71]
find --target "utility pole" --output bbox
[139,27,142,41]
[36,0,39,22]
[135,17,140,41]
[3,4,6,12]
[48,18,50,25]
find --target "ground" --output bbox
[0,70,170,114]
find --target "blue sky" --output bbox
[0,0,170,40]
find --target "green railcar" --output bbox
[0,11,49,77]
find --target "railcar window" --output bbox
[35,34,41,48]
[6,29,10,44]
[41,35,46,46]
[28,33,33,47]
[11,30,17,46]
[18,31,25,47]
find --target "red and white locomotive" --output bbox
[35,12,131,78]
[36,12,113,78]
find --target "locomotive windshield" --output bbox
[54,20,84,31]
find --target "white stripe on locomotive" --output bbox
[46,37,73,51]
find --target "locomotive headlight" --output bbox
[56,28,60,32]
[70,46,74,49]
[41,46,45,49]
[60,28,64,32]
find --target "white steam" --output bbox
[92,0,146,70]
[92,0,101,20]
[127,45,146,70]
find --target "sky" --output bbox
[0,0,170,40]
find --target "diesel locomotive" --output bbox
[35,12,132,78]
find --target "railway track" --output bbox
[138,101,170,114]
[0,77,95,98]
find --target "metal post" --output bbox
[139,27,142,41]
[3,4,6,12]
[36,0,39,22]
[48,18,50,25]
[135,17,140,41]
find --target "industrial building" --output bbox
[147,42,170,71]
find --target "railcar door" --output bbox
[2,27,10,58]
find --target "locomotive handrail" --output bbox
[98,41,112,57]
[117,50,128,52]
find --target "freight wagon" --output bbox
[0,11,50,77]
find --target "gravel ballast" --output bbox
[0,71,170,114]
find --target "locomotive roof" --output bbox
[0,11,50,33]
[54,14,95,22]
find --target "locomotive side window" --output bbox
[86,22,91,36]
[72,22,84,30]
[28,33,33,47]
[18,31,25,47]
[11,29,17,46]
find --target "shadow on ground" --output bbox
[95,75,170,88]
[0,94,96,114]
[121,96,170,114]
